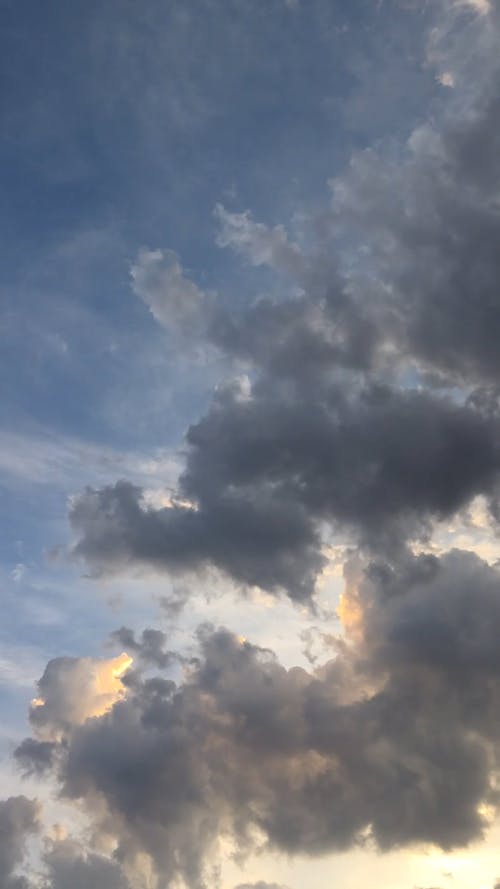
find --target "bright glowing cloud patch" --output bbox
[28,653,133,740]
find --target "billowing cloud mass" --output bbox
[15,548,500,885]
[109,626,174,669]
[68,1,500,605]
[6,1,500,888]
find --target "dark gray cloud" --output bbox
[109,627,174,669]
[69,474,324,601]
[0,797,39,889]
[14,738,57,776]
[69,382,500,598]
[26,651,134,740]
[16,547,500,884]
[0,829,132,889]
[329,2,500,387]
[129,6,500,394]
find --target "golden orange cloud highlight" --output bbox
[31,652,134,737]
[337,556,366,642]
[89,652,134,718]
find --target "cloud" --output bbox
[28,652,133,740]
[0,429,180,492]
[329,6,500,386]
[10,4,500,887]
[0,800,133,889]
[130,248,209,338]
[15,738,58,777]
[454,0,491,14]
[78,4,500,608]
[15,546,500,883]
[69,474,324,601]
[68,384,500,599]
[109,627,175,670]
[0,796,40,889]
[41,839,131,889]
[235,884,291,889]
[214,204,305,279]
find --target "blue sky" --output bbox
[3,2,500,888]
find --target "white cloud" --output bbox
[130,248,207,334]
[214,204,305,280]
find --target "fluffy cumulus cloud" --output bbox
[6,1,500,887]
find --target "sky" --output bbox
[2,0,500,887]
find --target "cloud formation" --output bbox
[130,248,209,339]
[6,2,500,888]
[0,797,39,889]
[15,545,500,884]
[41,840,131,889]
[69,384,500,598]
[65,2,500,607]
[28,652,133,740]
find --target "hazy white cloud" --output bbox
[0,430,180,492]
[214,204,305,280]
[131,248,208,336]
